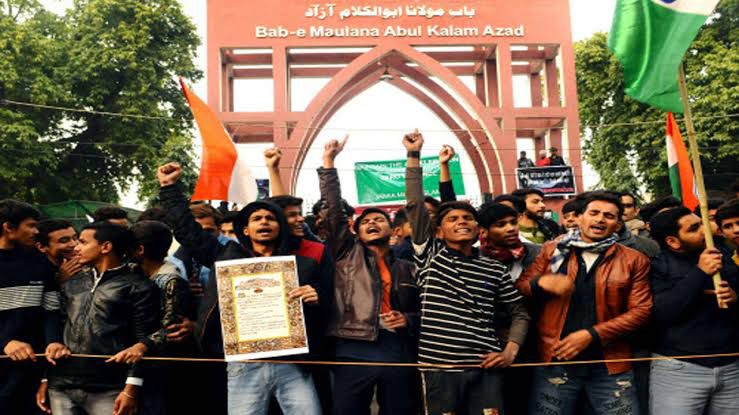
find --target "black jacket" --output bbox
[159,184,327,359]
[650,249,739,366]
[48,265,159,390]
[318,167,421,345]
[536,217,563,241]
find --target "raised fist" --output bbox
[439,145,455,164]
[323,134,349,162]
[264,147,282,168]
[157,162,182,187]
[403,129,424,152]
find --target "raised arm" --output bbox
[157,163,222,267]
[438,144,457,203]
[317,135,354,259]
[404,130,432,246]
[264,147,287,197]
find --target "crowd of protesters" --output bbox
[2,131,739,415]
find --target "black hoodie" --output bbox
[159,185,327,358]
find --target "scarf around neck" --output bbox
[549,229,618,273]
[482,240,526,264]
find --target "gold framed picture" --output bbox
[214,256,308,361]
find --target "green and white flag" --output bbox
[608,0,719,113]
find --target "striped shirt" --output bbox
[414,238,522,370]
[0,248,62,359]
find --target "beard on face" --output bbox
[364,235,390,246]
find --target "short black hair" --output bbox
[0,199,40,236]
[512,188,545,201]
[437,201,479,226]
[581,191,624,218]
[493,194,526,214]
[716,200,739,227]
[137,207,168,223]
[478,202,519,228]
[392,209,408,228]
[640,196,681,223]
[81,221,134,258]
[424,196,441,211]
[92,206,129,222]
[562,199,583,215]
[131,220,172,262]
[694,198,726,216]
[312,199,355,217]
[36,219,74,246]
[619,191,640,206]
[353,208,391,233]
[266,195,304,211]
[222,211,238,225]
[649,206,692,248]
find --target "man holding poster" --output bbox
[157,162,325,415]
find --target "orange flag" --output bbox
[180,79,257,204]
[665,112,699,211]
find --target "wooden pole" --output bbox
[677,64,726,308]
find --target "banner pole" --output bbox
[677,64,726,308]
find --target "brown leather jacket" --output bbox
[516,241,652,374]
[318,167,420,343]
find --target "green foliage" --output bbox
[0,0,201,205]
[575,0,738,197]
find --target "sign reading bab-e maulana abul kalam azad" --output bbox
[256,4,525,39]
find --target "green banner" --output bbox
[354,155,466,205]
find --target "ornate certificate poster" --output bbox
[214,256,308,361]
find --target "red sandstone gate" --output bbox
[206,0,583,196]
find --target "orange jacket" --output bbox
[516,241,652,374]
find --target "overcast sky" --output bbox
[40,0,616,208]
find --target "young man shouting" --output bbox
[158,162,325,415]
[517,192,652,415]
[318,136,421,415]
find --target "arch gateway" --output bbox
[207,0,583,198]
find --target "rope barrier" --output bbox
[3,99,738,132]
[3,352,739,369]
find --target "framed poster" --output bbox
[214,256,308,361]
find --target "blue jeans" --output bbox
[227,362,320,415]
[48,388,118,415]
[650,355,739,415]
[529,364,639,415]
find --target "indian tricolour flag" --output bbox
[665,112,699,211]
[180,79,258,204]
[608,0,719,113]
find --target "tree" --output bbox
[0,3,70,202]
[0,0,201,204]
[574,0,738,198]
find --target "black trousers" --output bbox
[0,362,43,415]
[332,362,419,415]
[422,369,505,415]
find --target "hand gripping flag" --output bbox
[608,0,719,112]
[180,79,258,205]
[665,112,699,211]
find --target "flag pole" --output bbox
[677,64,726,309]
